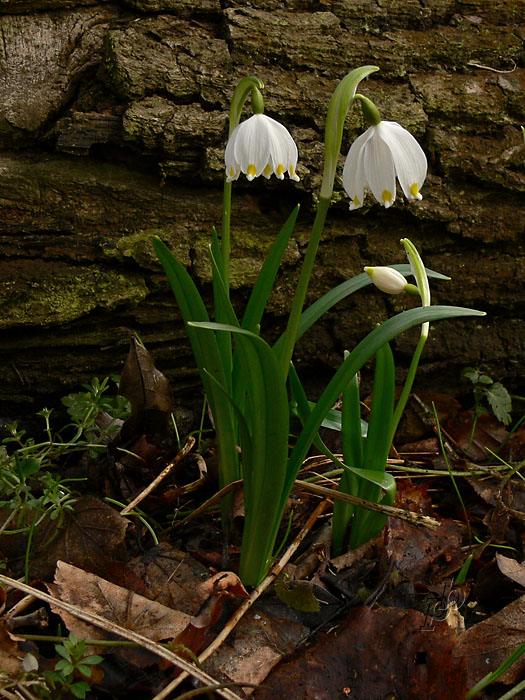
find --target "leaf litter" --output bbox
[0,342,524,699]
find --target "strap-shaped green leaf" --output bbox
[190,321,290,587]
[288,364,392,491]
[153,237,240,494]
[349,342,395,548]
[363,341,395,471]
[274,265,450,354]
[332,368,363,555]
[242,205,300,333]
[284,304,485,512]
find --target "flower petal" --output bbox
[379,121,427,200]
[224,113,299,182]
[342,127,374,210]
[233,114,271,179]
[364,265,407,294]
[224,125,241,181]
[362,124,396,208]
[264,116,299,180]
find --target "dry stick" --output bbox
[0,574,243,700]
[295,479,441,530]
[172,479,243,528]
[174,472,438,531]
[120,436,195,515]
[152,498,329,700]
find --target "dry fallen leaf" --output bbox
[0,621,23,674]
[385,480,464,583]
[447,412,508,461]
[110,542,210,615]
[253,605,468,700]
[455,595,525,685]
[195,571,250,605]
[118,335,174,443]
[204,607,307,694]
[496,552,525,588]
[49,561,194,667]
[30,495,128,580]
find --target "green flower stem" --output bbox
[278,67,379,377]
[221,77,264,293]
[320,65,379,200]
[278,195,331,377]
[221,179,233,291]
[390,239,431,442]
[354,94,382,126]
[390,333,427,442]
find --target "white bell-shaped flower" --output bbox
[225,114,300,183]
[364,266,408,294]
[343,121,427,210]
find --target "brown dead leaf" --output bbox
[195,571,250,605]
[500,423,525,462]
[468,476,525,532]
[109,542,210,615]
[455,595,525,685]
[447,412,508,460]
[0,621,23,674]
[49,561,194,667]
[191,572,250,631]
[204,607,308,693]
[496,553,525,588]
[118,335,174,443]
[30,495,128,580]
[253,605,468,700]
[396,391,461,444]
[384,480,464,583]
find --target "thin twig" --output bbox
[5,594,36,619]
[467,59,517,73]
[176,682,260,699]
[0,574,243,700]
[152,498,329,700]
[0,510,17,537]
[170,479,243,528]
[294,479,440,530]
[121,437,195,515]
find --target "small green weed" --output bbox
[0,634,103,700]
[0,378,130,581]
[462,367,513,426]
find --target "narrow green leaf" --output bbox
[274,265,450,354]
[362,341,395,470]
[288,363,392,492]
[153,237,240,495]
[342,368,364,470]
[191,321,290,586]
[284,305,485,508]
[316,406,368,437]
[349,342,396,548]
[332,368,362,555]
[242,204,300,333]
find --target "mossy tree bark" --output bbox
[0,0,523,418]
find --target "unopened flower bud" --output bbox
[364,266,409,294]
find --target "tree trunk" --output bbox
[0,0,523,420]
